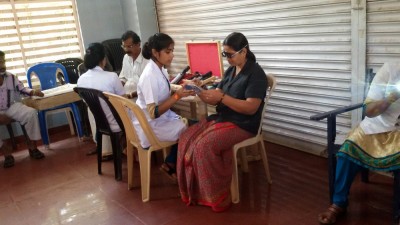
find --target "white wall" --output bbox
[120,0,158,44]
[75,0,126,49]
[135,0,159,42]
[120,0,140,36]
[76,0,158,49]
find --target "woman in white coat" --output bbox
[135,33,194,180]
[77,43,126,158]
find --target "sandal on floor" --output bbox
[318,204,346,225]
[3,155,15,168]
[29,149,45,159]
[160,163,177,182]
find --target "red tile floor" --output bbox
[0,129,395,225]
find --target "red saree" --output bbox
[177,119,253,212]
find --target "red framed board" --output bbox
[185,41,224,77]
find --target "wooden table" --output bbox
[173,96,208,120]
[22,89,83,148]
[22,91,81,110]
[170,83,210,120]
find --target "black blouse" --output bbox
[207,60,267,134]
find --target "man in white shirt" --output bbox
[119,31,149,99]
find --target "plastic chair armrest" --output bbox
[310,103,364,121]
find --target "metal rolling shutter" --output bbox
[156,0,352,154]
[367,0,400,71]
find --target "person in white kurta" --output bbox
[77,43,126,157]
[119,53,148,96]
[119,31,149,98]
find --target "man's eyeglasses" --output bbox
[221,45,248,59]
[121,43,138,49]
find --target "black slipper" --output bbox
[4,155,15,168]
[160,163,177,182]
[102,154,114,162]
[29,149,45,159]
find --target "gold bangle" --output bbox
[218,93,225,105]
[173,93,180,100]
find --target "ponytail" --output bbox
[141,33,174,60]
[84,43,106,69]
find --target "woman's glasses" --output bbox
[221,45,247,58]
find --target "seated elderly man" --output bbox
[318,62,400,224]
[0,50,45,168]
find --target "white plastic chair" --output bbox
[231,74,276,204]
[104,92,175,202]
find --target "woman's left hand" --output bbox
[199,89,224,105]
[176,85,195,98]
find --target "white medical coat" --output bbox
[136,59,186,148]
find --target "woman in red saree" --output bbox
[177,32,268,212]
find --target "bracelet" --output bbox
[218,92,225,105]
[173,93,180,100]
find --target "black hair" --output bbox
[83,43,106,69]
[0,50,5,57]
[121,30,141,44]
[223,32,256,62]
[142,33,174,60]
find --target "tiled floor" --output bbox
[0,129,395,225]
